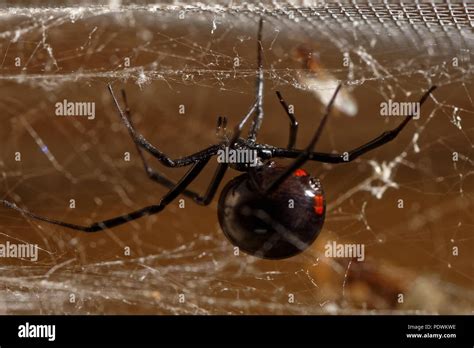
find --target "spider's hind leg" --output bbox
[0,158,211,232]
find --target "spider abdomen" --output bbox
[217,165,325,259]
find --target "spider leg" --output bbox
[120,88,204,200]
[0,158,211,232]
[1,98,259,231]
[270,86,437,164]
[1,83,259,232]
[275,91,299,149]
[247,17,264,142]
[262,84,342,194]
[108,84,221,168]
[194,98,259,205]
[109,86,254,209]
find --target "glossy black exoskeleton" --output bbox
[218,162,325,259]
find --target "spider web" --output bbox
[0,1,473,314]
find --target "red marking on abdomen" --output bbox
[314,195,324,215]
[294,168,308,177]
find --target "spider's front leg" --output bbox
[247,17,265,142]
[110,86,257,207]
[119,88,220,201]
[108,84,220,168]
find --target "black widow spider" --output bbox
[1,19,436,259]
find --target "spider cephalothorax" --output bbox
[1,18,436,259]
